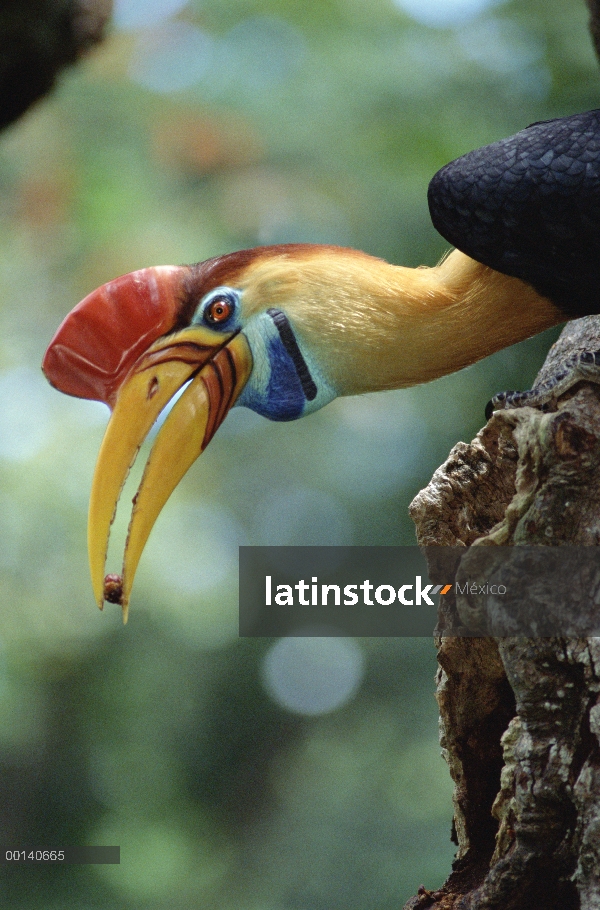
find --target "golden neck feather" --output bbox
[241,247,565,397]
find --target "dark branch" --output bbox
[0,0,112,130]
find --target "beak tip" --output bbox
[103,573,124,605]
[102,572,130,622]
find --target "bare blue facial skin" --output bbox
[236,309,336,421]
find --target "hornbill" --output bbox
[43,109,600,620]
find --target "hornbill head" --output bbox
[43,244,412,619]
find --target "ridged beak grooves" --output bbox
[43,266,253,621]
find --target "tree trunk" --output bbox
[403,6,600,904]
[404,317,600,910]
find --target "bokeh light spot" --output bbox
[220,16,306,89]
[262,637,365,716]
[458,18,544,73]
[129,22,213,93]
[114,0,189,31]
[393,0,507,28]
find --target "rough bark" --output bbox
[403,317,600,910]
[0,0,112,130]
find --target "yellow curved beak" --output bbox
[88,326,252,621]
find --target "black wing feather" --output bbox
[428,110,600,317]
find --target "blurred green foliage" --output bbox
[0,0,598,906]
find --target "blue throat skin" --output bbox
[236,308,336,421]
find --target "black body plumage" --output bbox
[428,110,600,317]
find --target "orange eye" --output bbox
[205,297,233,325]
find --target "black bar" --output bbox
[0,847,120,864]
[239,545,600,637]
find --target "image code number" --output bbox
[5,850,65,862]
[1,846,119,864]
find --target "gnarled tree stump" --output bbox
[405,316,600,910]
